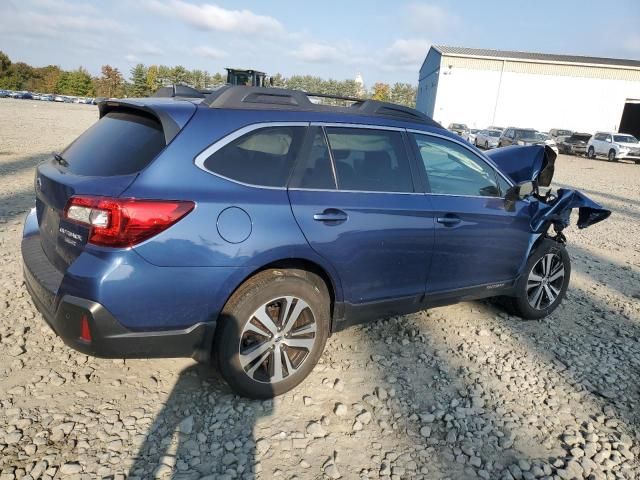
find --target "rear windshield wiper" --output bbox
[53,152,69,167]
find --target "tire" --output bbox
[635,160,640,165]
[474,138,479,147]
[504,239,571,320]
[485,141,489,149]
[608,149,616,162]
[214,269,330,399]
[587,146,595,159]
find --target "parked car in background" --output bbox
[0,89,8,98]
[498,128,544,147]
[558,133,591,156]
[487,125,504,132]
[448,123,469,137]
[549,129,573,142]
[538,132,559,155]
[587,132,640,163]
[474,129,502,149]
[465,128,480,144]
[20,85,610,398]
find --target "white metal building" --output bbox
[416,46,640,137]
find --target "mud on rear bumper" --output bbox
[21,236,215,360]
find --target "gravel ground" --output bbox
[1,98,639,480]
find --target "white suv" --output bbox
[587,132,640,163]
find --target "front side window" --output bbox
[325,127,413,193]
[203,126,306,187]
[412,134,502,197]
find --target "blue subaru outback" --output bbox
[22,86,609,398]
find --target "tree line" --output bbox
[0,51,417,107]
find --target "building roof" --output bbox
[432,45,640,69]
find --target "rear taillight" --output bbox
[64,196,194,248]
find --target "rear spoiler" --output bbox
[97,98,196,144]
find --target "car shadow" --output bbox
[127,319,273,480]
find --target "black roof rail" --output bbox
[201,86,438,126]
[153,84,213,99]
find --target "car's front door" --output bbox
[409,132,532,294]
[288,125,434,308]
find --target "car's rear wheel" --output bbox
[214,269,330,399]
[587,146,595,159]
[504,239,570,320]
[608,149,616,162]
[485,141,489,149]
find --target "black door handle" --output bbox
[313,209,348,222]
[436,215,461,226]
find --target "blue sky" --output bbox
[1,0,639,86]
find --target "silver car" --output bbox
[474,129,502,149]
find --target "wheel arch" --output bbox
[216,256,343,334]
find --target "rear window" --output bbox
[62,111,165,176]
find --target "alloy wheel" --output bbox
[239,296,316,384]
[527,253,565,310]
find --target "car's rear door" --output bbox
[288,125,434,310]
[408,131,532,294]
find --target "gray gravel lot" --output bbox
[1,98,639,480]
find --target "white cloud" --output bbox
[623,34,640,53]
[194,45,227,59]
[125,54,138,63]
[405,3,457,34]
[381,38,431,71]
[145,0,284,35]
[291,43,346,63]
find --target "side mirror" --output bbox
[504,181,534,211]
[606,138,612,143]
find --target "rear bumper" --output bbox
[22,235,215,360]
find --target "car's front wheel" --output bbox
[214,269,330,398]
[505,239,570,320]
[608,149,617,162]
[587,146,595,158]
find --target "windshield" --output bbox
[614,135,638,144]
[556,130,572,136]
[514,129,538,140]
[536,133,549,140]
[488,130,501,137]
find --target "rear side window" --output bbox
[412,133,502,197]
[203,126,306,187]
[62,111,165,176]
[325,127,413,193]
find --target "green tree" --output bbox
[65,67,93,96]
[157,65,172,86]
[130,63,148,97]
[390,82,417,107]
[170,65,188,84]
[269,72,286,88]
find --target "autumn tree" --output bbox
[95,65,124,98]
[146,65,160,93]
[371,82,391,102]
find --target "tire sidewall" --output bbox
[215,271,329,398]
[608,149,616,162]
[588,147,595,158]
[514,239,571,320]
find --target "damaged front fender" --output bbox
[485,144,611,234]
[529,188,611,234]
